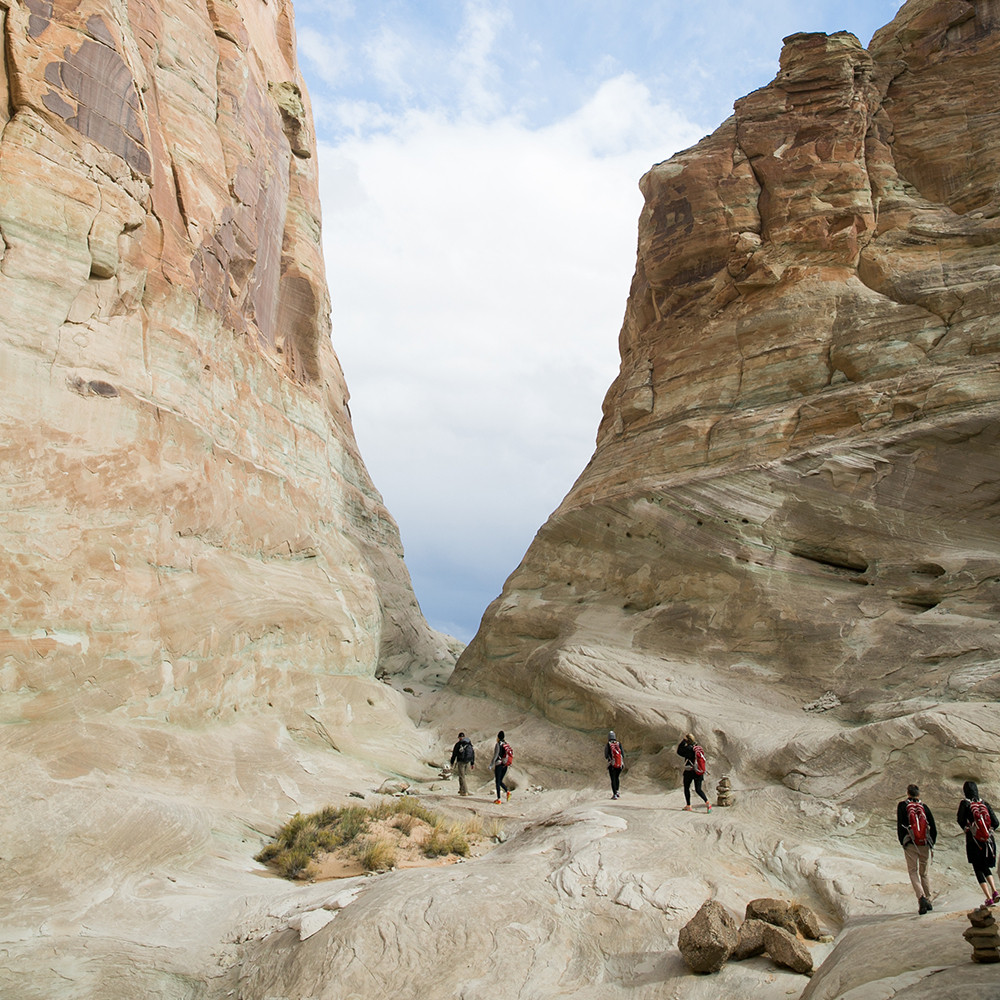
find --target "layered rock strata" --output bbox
[0,0,449,726]
[455,0,1000,805]
[0,1,454,995]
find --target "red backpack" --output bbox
[608,740,623,769]
[969,800,993,843]
[499,741,513,767]
[906,800,929,846]
[693,745,707,776]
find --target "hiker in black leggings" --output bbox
[958,780,999,905]
[490,730,511,804]
[677,733,710,812]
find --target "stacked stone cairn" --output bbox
[964,906,1000,963]
[678,897,824,976]
[715,775,734,807]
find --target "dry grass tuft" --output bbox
[256,796,476,880]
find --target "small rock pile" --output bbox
[964,905,1000,963]
[715,775,734,807]
[678,896,824,976]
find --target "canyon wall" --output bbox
[0,0,451,728]
[455,0,1000,801]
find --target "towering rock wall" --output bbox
[0,0,446,725]
[455,0,1000,791]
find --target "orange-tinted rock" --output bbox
[455,0,1000,782]
[0,0,451,725]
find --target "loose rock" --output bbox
[762,924,813,976]
[678,900,740,974]
[745,897,799,935]
[732,918,768,960]
[964,906,1000,964]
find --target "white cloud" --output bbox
[453,1,509,118]
[318,77,702,638]
[297,27,352,88]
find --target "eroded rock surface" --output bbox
[455,0,1000,799]
[0,0,455,994]
[0,0,451,728]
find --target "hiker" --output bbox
[896,783,937,914]
[605,731,625,799]
[449,731,475,796]
[490,731,513,804]
[957,780,999,905]
[677,733,710,812]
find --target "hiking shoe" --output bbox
[989,891,1000,905]
[493,799,501,805]
[682,805,692,811]
[925,898,933,911]
[506,790,511,802]
[918,896,929,914]
[705,803,712,812]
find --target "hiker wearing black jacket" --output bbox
[604,731,624,800]
[449,732,475,796]
[897,783,937,914]
[490,731,512,804]
[957,780,999,905]
[677,733,710,812]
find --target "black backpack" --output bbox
[457,741,474,763]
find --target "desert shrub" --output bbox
[355,835,397,872]
[274,845,313,879]
[392,813,416,835]
[257,797,476,879]
[393,796,438,825]
[424,822,470,858]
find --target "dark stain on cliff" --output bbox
[40,26,151,176]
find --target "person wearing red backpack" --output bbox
[605,731,625,799]
[490,731,513,804]
[957,780,999,905]
[677,733,711,812]
[896,783,937,914]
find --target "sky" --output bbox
[292,0,904,642]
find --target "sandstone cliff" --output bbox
[455,0,1000,800]
[0,0,456,994]
[238,5,1000,1000]
[5,2,1000,999]
[0,0,451,726]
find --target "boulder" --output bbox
[678,900,740,974]
[732,918,768,961]
[377,780,411,796]
[745,897,798,935]
[792,902,822,941]
[763,924,813,976]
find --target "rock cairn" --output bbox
[964,906,1000,963]
[679,896,823,976]
[715,776,734,807]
